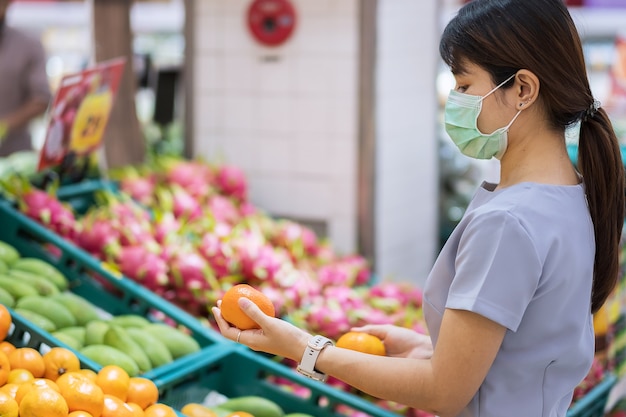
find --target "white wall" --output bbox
[374,0,439,286]
[193,0,360,253]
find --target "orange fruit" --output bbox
[0,390,18,417]
[57,372,104,417]
[69,412,95,417]
[8,348,45,378]
[225,413,255,417]
[126,377,158,410]
[18,387,68,417]
[77,369,97,382]
[15,378,60,404]
[7,368,34,385]
[0,304,11,341]
[43,347,81,381]
[126,402,145,416]
[95,365,130,402]
[0,342,16,357]
[0,383,19,399]
[0,351,10,387]
[221,284,275,330]
[143,403,177,417]
[180,403,218,417]
[100,395,134,417]
[336,331,386,356]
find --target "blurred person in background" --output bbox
[0,0,51,156]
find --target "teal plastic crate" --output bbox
[567,373,618,417]
[5,305,101,371]
[55,178,117,215]
[156,344,403,417]
[0,197,231,386]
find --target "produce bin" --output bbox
[0,197,231,386]
[6,305,101,371]
[156,344,402,417]
[567,373,618,417]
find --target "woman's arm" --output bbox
[212,300,506,417]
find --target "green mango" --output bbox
[220,395,284,417]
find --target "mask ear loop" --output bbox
[481,73,517,100]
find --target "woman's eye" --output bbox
[456,85,468,93]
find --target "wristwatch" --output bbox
[296,335,334,382]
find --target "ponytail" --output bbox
[577,109,625,313]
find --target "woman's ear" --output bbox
[514,69,540,110]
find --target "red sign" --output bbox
[247,0,297,47]
[38,58,125,172]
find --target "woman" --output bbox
[212,0,625,415]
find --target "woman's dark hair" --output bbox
[440,0,625,313]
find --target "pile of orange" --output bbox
[0,304,179,417]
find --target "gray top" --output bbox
[423,181,595,417]
[0,25,51,156]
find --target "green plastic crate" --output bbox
[0,197,231,386]
[156,344,403,417]
[567,373,618,417]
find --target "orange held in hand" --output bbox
[336,331,386,356]
[221,284,275,330]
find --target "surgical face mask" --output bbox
[444,73,522,160]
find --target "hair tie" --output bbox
[583,99,601,122]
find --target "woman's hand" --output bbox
[212,298,312,362]
[351,324,433,359]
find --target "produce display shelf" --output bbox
[6,305,101,371]
[6,307,187,417]
[0,197,231,386]
[567,373,618,417]
[156,344,402,417]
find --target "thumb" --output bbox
[239,297,270,326]
[351,324,389,339]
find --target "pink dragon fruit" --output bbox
[74,214,120,258]
[215,164,247,202]
[171,186,203,221]
[19,188,77,240]
[240,244,291,284]
[197,233,238,278]
[167,246,219,302]
[207,194,240,224]
[164,159,213,199]
[118,175,156,207]
[153,210,182,244]
[369,282,423,309]
[116,245,169,292]
[271,220,320,261]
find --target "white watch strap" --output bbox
[296,335,334,382]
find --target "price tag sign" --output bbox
[38,58,126,171]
